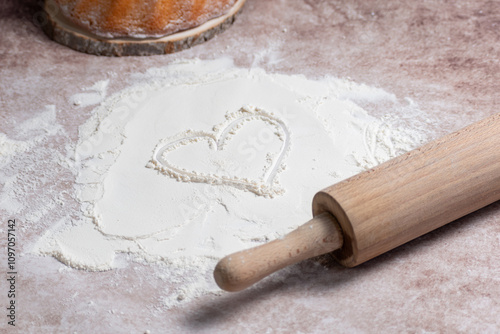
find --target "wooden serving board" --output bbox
[41,0,247,56]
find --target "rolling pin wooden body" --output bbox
[214,113,500,291]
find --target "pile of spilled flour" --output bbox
[34,58,428,307]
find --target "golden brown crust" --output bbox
[53,0,237,38]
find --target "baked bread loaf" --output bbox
[53,0,238,38]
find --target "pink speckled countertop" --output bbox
[1,0,499,333]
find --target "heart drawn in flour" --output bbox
[148,106,290,197]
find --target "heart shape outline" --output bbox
[148,105,290,197]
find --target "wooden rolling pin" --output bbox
[214,112,500,292]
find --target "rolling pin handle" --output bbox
[214,213,343,292]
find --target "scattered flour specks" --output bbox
[13,58,430,307]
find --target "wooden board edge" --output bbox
[41,0,246,56]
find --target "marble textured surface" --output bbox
[1,0,499,332]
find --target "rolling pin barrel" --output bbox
[215,113,500,291]
[313,112,500,267]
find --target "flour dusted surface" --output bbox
[33,58,427,307]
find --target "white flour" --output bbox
[149,105,290,197]
[27,58,428,307]
[0,105,66,219]
[68,79,109,108]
